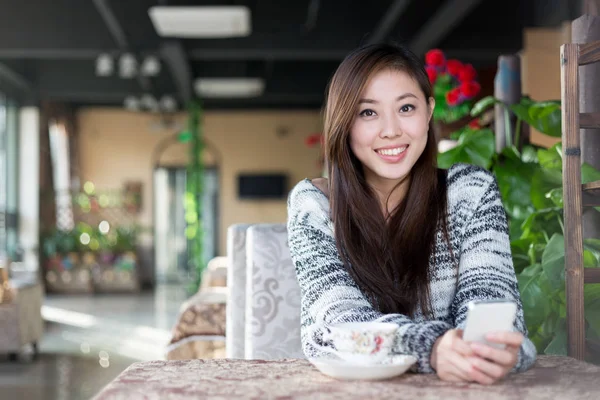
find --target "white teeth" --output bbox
[377,146,407,156]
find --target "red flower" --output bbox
[425,66,437,83]
[460,81,481,98]
[468,119,481,129]
[425,49,445,67]
[446,88,461,106]
[459,63,477,82]
[305,133,322,147]
[446,59,463,76]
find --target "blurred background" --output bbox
[0,0,596,399]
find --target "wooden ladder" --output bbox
[560,40,600,360]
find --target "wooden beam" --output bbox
[410,0,484,55]
[561,43,586,361]
[585,268,600,283]
[92,0,128,49]
[92,0,151,92]
[160,41,193,104]
[579,41,600,65]
[0,62,32,92]
[367,0,412,44]
[573,11,600,245]
[580,112,600,128]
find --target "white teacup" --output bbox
[312,322,398,365]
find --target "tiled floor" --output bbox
[0,284,190,400]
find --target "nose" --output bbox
[379,114,401,139]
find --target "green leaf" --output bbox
[531,168,563,209]
[517,263,553,329]
[510,99,562,138]
[511,239,532,273]
[544,319,567,355]
[546,188,563,208]
[521,145,539,163]
[470,96,498,117]
[584,250,598,268]
[537,143,562,171]
[177,130,192,143]
[520,208,563,243]
[541,233,565,291]
[585,284,600,339]
[581,162,600,184]
[437,129,495,169]
[493,155,536,221]
[584,238,600,254]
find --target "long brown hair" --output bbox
[323,42,449,318]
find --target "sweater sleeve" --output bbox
[287,181,452,373]
[450,173,537,372]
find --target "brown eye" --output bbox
[400,104,415,113]
[359,109,376,117]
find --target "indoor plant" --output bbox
[438,95,600,358]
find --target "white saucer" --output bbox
[308,355,417,381]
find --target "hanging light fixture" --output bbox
[141,55,161,77]
[123,96,140,111]
[119,53,138,79]
[159,95,177,112]
[95,53,113,77]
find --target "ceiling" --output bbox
[0,0,582,111]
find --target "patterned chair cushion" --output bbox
[226,224,252,359]
[244,224,304,359]
[0,279,44,351]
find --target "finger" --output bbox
[468,364,498,385]
[446,354,476,381]
[470,342,515,367]
[486,331,524,347]
[469,356,507,383]
[450,335,475,357]
[438,370,467,383]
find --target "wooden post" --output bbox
[561,43,586,360]
[573,1,600,239]
[494,55,522,152]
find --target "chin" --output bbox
[373,166,412,182]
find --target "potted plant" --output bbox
[438,95,600,358]
[425,49,482,141]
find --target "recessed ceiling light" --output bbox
[148,6,251,38]
[194,78,264,98]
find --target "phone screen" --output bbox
[462,300,517,349]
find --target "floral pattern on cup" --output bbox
[321,322,398,364]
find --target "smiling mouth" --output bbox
[375,145,408,156]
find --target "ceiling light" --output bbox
[96,53,113,77]
[124,96,140,111]
[141,94,159,112]
[119,53,138,79]
[194,78,264,98]
[159,95,177,112]
[148,6,251,38]
[141,56,161,77]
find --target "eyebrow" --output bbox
[358,93,418,104]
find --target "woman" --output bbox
[286,43,537,384]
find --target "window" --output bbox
[0,93,19,258]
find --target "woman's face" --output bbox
[349,69,434,188]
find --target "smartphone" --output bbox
[462,300,517,349]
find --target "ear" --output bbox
[427,97,435,123]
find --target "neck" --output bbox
[368,175,411,217]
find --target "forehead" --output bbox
[361,69,422,98]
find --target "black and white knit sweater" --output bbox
[286,163,537,373]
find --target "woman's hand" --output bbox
[467,331,524,385]
[431,330,523,385]
[431,329,481,383]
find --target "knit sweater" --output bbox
[286,163,537,373]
